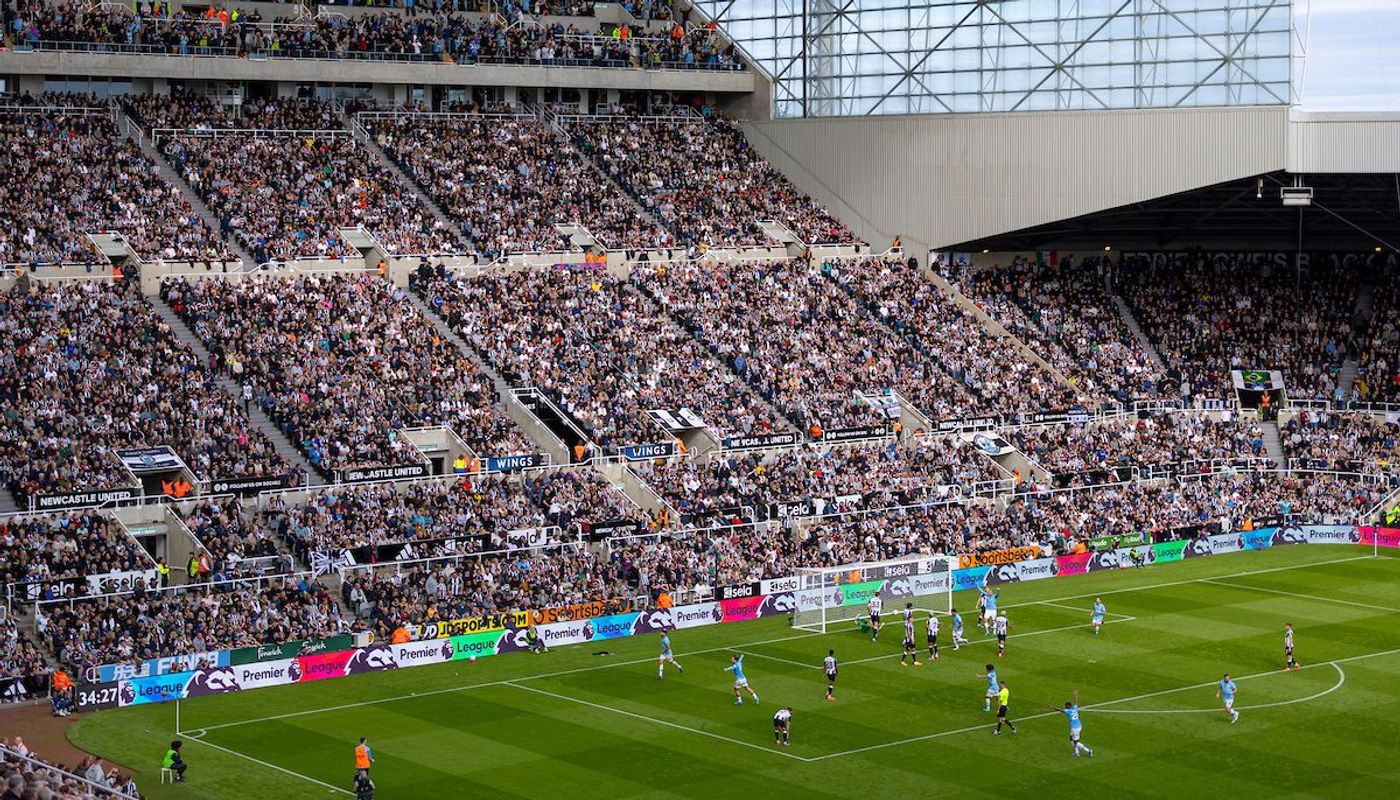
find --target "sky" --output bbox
[1295,0,1400,110]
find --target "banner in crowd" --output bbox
[95,649,230,683]
[722,432,799,451]
[484,453,547,473]
[622,442,677,461]
[87,569,159,596]
[229,634,354,666]
[337,463,430,483]
[645,408,706,432]
[820,425,891,443]
[34,487,138,511]
[959,546,1040,568]
[1087,532,1149,552]
[105,524,1398,709]
[210,475,290,496]
[116,446,183,474]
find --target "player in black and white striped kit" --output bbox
[824,650,838,701]
[868,595,884,641]
[773,707,793,746]
[926,612,940,661]
[1283,623,1300,671]
[994,612,1010,658]
[899,604,922,666]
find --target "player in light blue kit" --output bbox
[657,633,683,679]
[979,664,999,712]
[1216,673,1239,723]
[979,582,1000,635]
[1048,689,1094,757]
[950,608,967,650]
[725,654,760,705]
[1091,597,1107,636]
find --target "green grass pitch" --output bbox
[71,546,1400,799]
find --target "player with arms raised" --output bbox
[725,655,760,705]
[823,649,838,701]
[899,604,922,666]
[1048,689,1093,757]
[657,632,683,679]
[1216,673,1239,723]
[867,594,884,642]
[978,581,1000,635]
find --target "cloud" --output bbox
[1296,3,1400,109]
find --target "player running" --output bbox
[725,655,760,705]
[951,608,968,649]
[868,595,884,642]
[1091,597,1107,635]
[993,681,1017,735]
[657,632,683,679]
[994,611,1010,658]
[1283,623,1300,671]
[1049,690,1093,757]
[1216,673,1239,723]
[926,613,940,661]
[773,707,793,747]
[900,605,922,667]
[979,581,1000,635]
[824,649,838,701]
[980,664,999,712]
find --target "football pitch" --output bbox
[71,546,1400,799]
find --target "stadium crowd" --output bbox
[837,258,1086,416]
[179,497,291,576]
[0,96,232,264]
[1282,411,1400,474]
[570,116,852,246]
[0,281,290,500]
[0,512,150,595]
[632,438,1005,523]
[126,93,343,132]
[40,576,348,673]
[634,257,970,430]
[1009,414,1267,476]
[419,267,786,446]
[163,274,532,473]
[1,611,50,688]
[162,129,459,261]
[0,744,140,800]
[957,255,1164,400]
[363,114,669,254]
[1119,253,1354,401]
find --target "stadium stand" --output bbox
[632,257,971,430]
[1119,253,1355,402]
[0,94,231,265]
[162,273,531,473]
[0,743,139,800]
[417,266,787,446]
[0,280,290,502]
[0,512,149,597]
[1008,414,1269,480]
[957,255,1165,400]
[1281,410,1400,474]
[567,115,852,246]
[360,112,670,254]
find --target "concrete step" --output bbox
[0,487,21,515]
[149,299,319,480]
[1337,358,1359,401]
[1110,292,1168,372]
[1355,280,1377,324]
[1260,419,1287,469]
[123,113,256,268]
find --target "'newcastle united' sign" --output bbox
[722,432,799,451]
[35,487,138,511]
[337,463,430,483]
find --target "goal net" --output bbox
[791,554,955,633]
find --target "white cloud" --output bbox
[1296,1,1400,108]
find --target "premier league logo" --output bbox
[119,683,136,706]
[582,621,596,641]
[441,641,455,661]
[287,660,303,683]
[710,605,724,624]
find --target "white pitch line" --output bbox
[736,650,822,670]
[195,630,825,733]
[1001,553,1374,611]
[182,733,355,795]
[1034,600,1134,619]
[835,617,1138,668]
[1093,663,1346,714]
[504,681,813,762]
[1201,579,1400,614]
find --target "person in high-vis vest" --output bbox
[155,557,170,588]
[354,737,374,781]
[186,554,202,584]
[452,454,467,474]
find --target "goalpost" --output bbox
[791,554,956,633]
